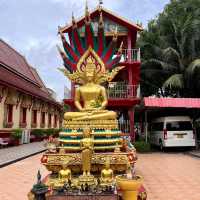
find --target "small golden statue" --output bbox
[58,162,72,182]
[80,127,94,176]
[101,158,114,184]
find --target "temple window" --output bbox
[22,107,27,123]
[41,112,45,128]
[7,104,13,123]
[54,115,57,128]
[48,114,52,128]
[20,107,27,128]
[32,110,37,128]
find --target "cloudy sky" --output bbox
[0,0,169,100]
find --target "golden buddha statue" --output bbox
[80,127,94,176]
[58,162,72,182]
[101,158,114,184]
[64,55,117,121]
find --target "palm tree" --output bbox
[139,0,200,97]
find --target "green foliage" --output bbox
[31,128,61,138]
[11,129,22,139]
[138,0,200,97]
[31,129,44,138]
[63,104,69,112]
[134,141,151,153]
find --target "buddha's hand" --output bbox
[80,108,96,112]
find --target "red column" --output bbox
[128,108,135,141]
[127,31,132,63]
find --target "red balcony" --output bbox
[107,82,138,99]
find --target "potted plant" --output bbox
[31,129,44,141]
[11,129,22,145]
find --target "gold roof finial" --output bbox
[72,12,77,28]
[98,0,103,12]
[117,41,123,54]
[85,0,91,24]
[85,0,89,17]
[99,12,104,28]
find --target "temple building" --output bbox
[61,6,142,140]
[0,39,62,138]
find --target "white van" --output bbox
[149,116,195,150]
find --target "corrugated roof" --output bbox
[0,39,39,86]
[144,97,200,108]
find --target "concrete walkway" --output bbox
[187,150,200,158]
[0,142,46,168]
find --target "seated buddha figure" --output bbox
[101,158,114,184]
[58,162,72,182]
[64,56,117,121]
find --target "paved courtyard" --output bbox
[136,152,200,200]
[0,141,46,167]
[0,152,200,200]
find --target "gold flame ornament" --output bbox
[58,46,124,85]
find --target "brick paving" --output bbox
[0,153,48,200]
[136,152,200,200]
[187,150,200,158]
[0,152,200,199]
[0,142,46,167]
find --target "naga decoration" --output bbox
[57,4,124,85]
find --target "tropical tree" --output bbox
[139,0,200,97]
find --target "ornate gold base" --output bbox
[78,174,96,186]
[63,119,118,129]
[41,152,136,174]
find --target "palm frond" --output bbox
[185,59,200,86]
[163,74,183,89]
[143,58,177,72]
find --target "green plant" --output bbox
[11,129,22,139]
[44,129,54,136]
[31,129,45,138]
[134,141,151,153]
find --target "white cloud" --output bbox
[0,0,170,101]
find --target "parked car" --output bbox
[149,116,195,150]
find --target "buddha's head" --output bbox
[85,56,96,82]
[62,161,69,170]
[83,127,92,138]
[105,158,111,170]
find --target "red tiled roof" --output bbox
[60,6,143,33]
[0,39,61,107]
[30,67,50,94]
[0,39,39,86]
[144,97,200,108]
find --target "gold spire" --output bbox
[72,12,77,28]
[118,41,123,54]
[56,45,63,55]
[113,26,118,41]
[85,0,89,16]
[85,0,91,24]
